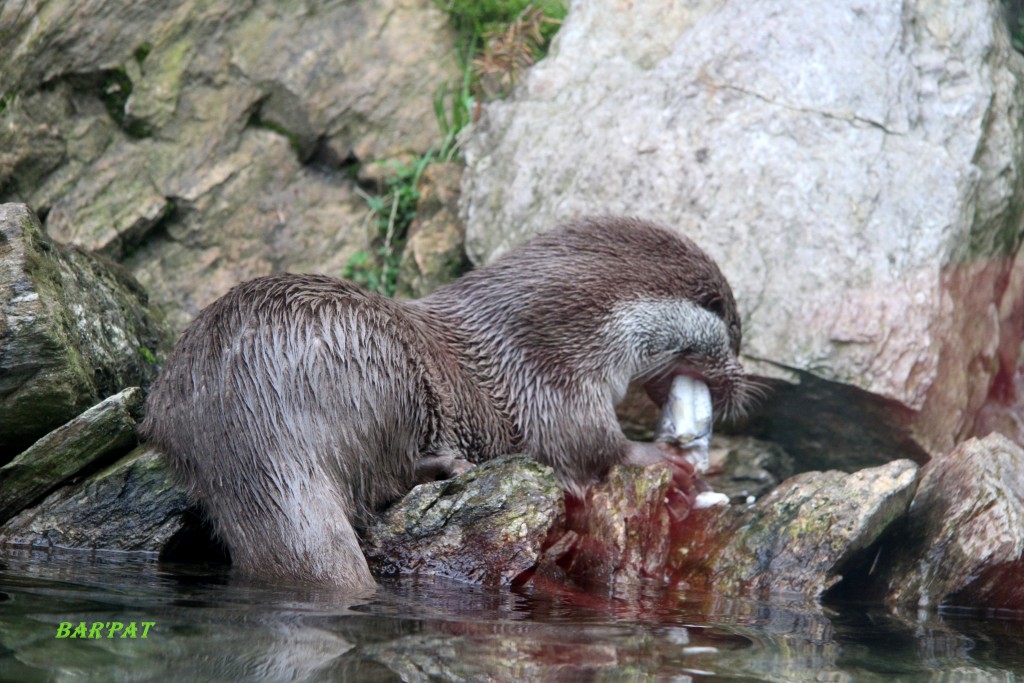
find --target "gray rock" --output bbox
[1,0,460,334]
[460,0,1024,456]
[0,387,142,525]
[704,435,795,502]
[0,445,189,552]
[702,459,920,598]
[364,456,564,585]
[874,434,1024,611]
[0,203,169,454]
[123,128,369,332]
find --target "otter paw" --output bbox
[414,454,476,483]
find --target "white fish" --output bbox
[655,374,713,473]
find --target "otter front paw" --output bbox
[414,454,475,483]
[626,441,697,492]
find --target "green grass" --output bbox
[433,0,566,149]
[439,0,566,45]
[345,154,435,296]
[433,40,476,161]
[345,1,567,296]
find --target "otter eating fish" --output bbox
[142,216,752,590]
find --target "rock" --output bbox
[536,459,919,598]
[695,459,920,598]
[1,0,460,333]
[0,387,142,525]
[460,0,1024,457]
[703,435,795,502]
[872,434,1024,611]
[739,369,931,472]
[0,445,190,552]
[0,203,169,455]
[541,463,679,592]
[395,162,468,299]
[124,129,369,332]
[364,456,564,585]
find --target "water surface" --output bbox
[1,548,1022,681]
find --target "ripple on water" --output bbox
[0,547,1022,682]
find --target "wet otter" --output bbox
[142,216,751,590]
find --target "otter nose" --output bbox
[655,374,713,472]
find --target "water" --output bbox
[1,548,1022,682]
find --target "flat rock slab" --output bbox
[875,434,1024,610]
[0,386,143,525]
[0,445,189,552]
[364,456,564,585]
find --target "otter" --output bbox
[142,216,751,590]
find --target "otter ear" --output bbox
[704,295,726,319]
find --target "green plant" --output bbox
[139,346,158,365]
[434,0,565,129]
[345,154,435,296]
[346,2,568,295]
[433,43,476,160]
[439,0,565,44]
[100,67,150,138]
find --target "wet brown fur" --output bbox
[142,217,751,589]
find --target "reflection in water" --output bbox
[0,548,1021,682]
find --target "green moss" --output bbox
[100,68,150,138]
[134,42,153,67]
[139,346,158,365]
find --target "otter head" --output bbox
[524,217,753,426]
[425,216,754,459]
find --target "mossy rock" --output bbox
[0,203,171,457]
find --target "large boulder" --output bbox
[1,0,460,332]
[461,0,1024,457]
[872,433,1024,611]
[0,204,169,455]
